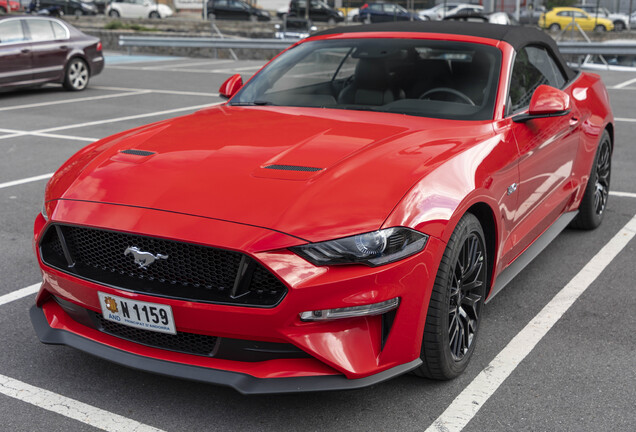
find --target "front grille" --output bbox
[92,311,219,356]
[40,224,287,307]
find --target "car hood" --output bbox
[47,105,493,243]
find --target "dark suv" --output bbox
[287,0,344,24]
[204,0,271,21]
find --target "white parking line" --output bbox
[0,174,53,190]
[612,76,636,89]
[0,91,150,112]
[0,374,165,432]
[91,85,220,97]
[0,128,98,142]
[615,117,636,123]
[141,59,234,70]
[426,213,636,432]
[0,103,220,141]
[0,283,40,306]
[610,191,636,198]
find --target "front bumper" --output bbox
[31,305,420,394]
[33,199,445,392]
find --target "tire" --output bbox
[570,130,612,230]
[414,213,487,380]
[108,9,119,17]
[63,58,90,91]
[549,23,560,31]
[249,14,257,22]
[614,21,625,31]
[74,8,82,16]
[0,6,7,14]
[327,17,336,25]
[594,24,606,32]
[149,11,160,18]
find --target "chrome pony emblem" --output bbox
[124,246,168,269]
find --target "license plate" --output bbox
[98,292,176,335]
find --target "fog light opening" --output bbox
[299,297,400,322]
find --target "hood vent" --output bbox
[264,164,323,172]
[120,149,156,156]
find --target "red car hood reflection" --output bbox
[50,105,493,242]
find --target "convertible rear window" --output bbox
[231,38,502,121]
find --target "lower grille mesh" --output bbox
[92,312,218,356]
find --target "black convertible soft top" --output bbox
[313,22,576,80]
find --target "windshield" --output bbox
[231,39,502,121]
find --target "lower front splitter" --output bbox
[30,305,422,395]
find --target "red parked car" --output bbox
[0,0,21,13]
[31,22,613,393]
[0,15,103,91]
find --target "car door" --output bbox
[25,18,69,83]
[507,45,580,262]
[227,0,249,20]
[0,18,32,87]
[574,10,594,30]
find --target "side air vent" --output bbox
[264,164,323,172]
[120,149,156,156]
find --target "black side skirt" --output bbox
[30,305,421,395]
[486,210,578,303]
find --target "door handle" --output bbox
[59,45,68,50]
[569,116,579,127]
[21,48,30,54]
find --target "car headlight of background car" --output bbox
[291,227,428,267]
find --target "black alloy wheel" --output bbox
[448,232,485,361]
[570,130,612,230]
[415,213,487,380]
[593,138,611,216]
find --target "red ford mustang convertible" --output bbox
[31,22,614,394]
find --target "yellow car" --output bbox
[539,7,614,32]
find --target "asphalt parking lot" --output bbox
[1,53,635,432]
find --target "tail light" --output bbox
[96,42,102,52]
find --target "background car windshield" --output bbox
[231,39,501,121]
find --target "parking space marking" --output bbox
[91,86,220,97]
[209,65,264,73]
[0,173,53,190]
[426,213,636,432]
[0,284,40,307]
[612,77,636,89]
[0,128,98,142]
[0,103,220,141]
[615,117,636,123]
[141,60,234,70]
[610,191,636,198]
[0,374,164,432]
[0,91,151,112]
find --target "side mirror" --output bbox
[513,85,571,123]
[218,74,243,99]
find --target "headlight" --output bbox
[291,227,428,267]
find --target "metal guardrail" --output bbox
[557,42,636,56]
[119,35,636,56]
[119,36,294,50]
